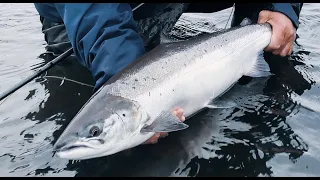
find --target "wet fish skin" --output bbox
[53,23,272,160]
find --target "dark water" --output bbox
[0,3,320,177]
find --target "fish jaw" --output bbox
[54,122,155,160]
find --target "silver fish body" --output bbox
[53,23,272,160]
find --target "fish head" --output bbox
[53,93,148,160]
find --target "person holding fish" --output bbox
[34,3,302,148]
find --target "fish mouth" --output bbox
[60,145,90,152]
[53,143,96,160]
[53,142,93,153]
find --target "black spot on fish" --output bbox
[122,114,126,117]
[149,92,151,96]
[144,78,147,81]
[132,87,136,89]
[172,89,175,92]
[134,79,138,82]
[20,130,25,135]
[24,134,34,139]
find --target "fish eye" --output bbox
[89,126,101,137]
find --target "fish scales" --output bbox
[99,24,271,122]
[105,24,270,99]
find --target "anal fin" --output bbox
[206,97,237,109]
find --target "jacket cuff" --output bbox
[269,3,301,29]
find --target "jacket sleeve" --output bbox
[270,3,303,29]
[233,3,303,29]
[52,3,146,90]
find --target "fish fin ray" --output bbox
[140,111,189,133]
[244,53,272,77]
[206,97,237,109]
[160,31,183,44]
[240,17,252,26]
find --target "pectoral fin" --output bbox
[140,111,189,133]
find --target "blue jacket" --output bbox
[34,3,303,90]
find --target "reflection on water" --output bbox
[0,3,320,177]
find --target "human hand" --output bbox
[258,10,296,57]
[143,107,185,144]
